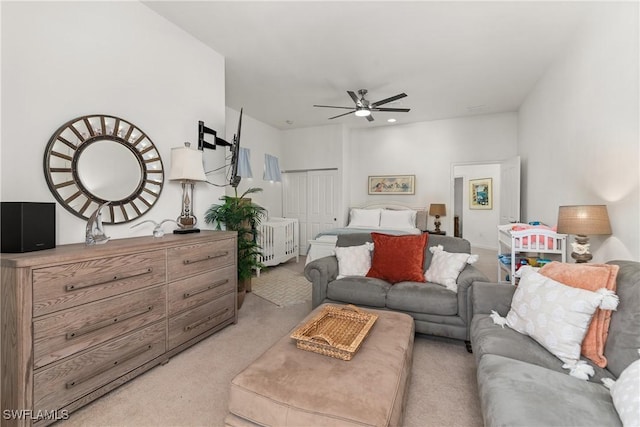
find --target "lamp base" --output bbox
[434,216,441,233]
[571,234,592,263]
[173,228,201,234]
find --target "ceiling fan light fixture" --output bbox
[355,108,371,117]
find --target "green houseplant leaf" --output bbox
[204,187,266,289]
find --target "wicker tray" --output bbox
[290,304,378,361]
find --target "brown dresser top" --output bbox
[0,230,237,268]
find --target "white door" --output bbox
[500,156,521,224]
[307,170,339,238]
[283,170,340,255]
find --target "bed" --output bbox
[497,223,567,285]
[305,204,428,264]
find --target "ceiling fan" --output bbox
[314,89,410,122]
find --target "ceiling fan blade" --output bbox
[372,107,411,113]
[347,91,359,105]
[314,105,356,109]
[366,114,374,122]
[328,110,356,120]
[371,93,407,107]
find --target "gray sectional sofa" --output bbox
[470,260,640,426]
[304,232,489,348]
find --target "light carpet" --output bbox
[251,265,312,307]
[58,293,483,427]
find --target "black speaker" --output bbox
[1,202,56,253]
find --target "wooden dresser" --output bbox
[1,231,237,426]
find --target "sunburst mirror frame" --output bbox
[44,114,164,224]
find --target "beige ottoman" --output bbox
[225,304,414,427]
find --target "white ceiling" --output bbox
[144,1,596,130]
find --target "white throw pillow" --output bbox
[424,245,478,292]
[335,243,374,279]
[610,359,640,427]
[347,209,381,228]
[493,267,619,380]
[379,209,416,229]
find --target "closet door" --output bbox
[283,170,340,255]
[283,172,309,254]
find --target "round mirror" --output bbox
[77,140,142,201]
[44,114,164,224]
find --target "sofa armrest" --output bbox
[304,256,339,308]
[456,265,490,338]
[472,282,516,317]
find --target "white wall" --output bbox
[518,2,639,262]
[347,113,518,236]
[1,2,227,245]
[223,107,284,219]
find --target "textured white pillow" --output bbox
[379,209,416,229]
[335,243,374,279]
[347,209,381,228]
[424,245,478,292]
[610,358,640,427]
[495,267,619,380]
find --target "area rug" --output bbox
[251,266,312,307]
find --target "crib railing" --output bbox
[256,218,299,276]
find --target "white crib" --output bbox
[256,217,299,276]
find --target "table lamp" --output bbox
[557,205,611,263]
[169,142,207,234]
[429,203,446,233]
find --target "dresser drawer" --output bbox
[33,249,166,316]
[33,321,165,414]
[34,286,166,369]
[167,238,235,281]
[168,292,235,349]
[168,265,236,316]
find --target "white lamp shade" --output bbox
[169,144,207,182]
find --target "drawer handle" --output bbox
[66,267,154,292]
[65,343,154,389]
[183,308,230,332]
[183,251,229,265]
[183,279,229,299]
[66,305,154,340]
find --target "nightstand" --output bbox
[427,230,446,235]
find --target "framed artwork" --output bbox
[368,175,415,195]
[469,178,492,209]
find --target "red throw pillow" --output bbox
[366,232,428,283]
[539,261,619,368]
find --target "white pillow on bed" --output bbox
[348,208,381,228]
[379,209,416,229]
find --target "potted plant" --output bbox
[204,187,266,308]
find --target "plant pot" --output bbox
[245,277,252,293]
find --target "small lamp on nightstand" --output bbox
[170,142,207,234]
[429,203,446,234]
[557,205,612,263]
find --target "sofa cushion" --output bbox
[335,243,374,279]
[424,245,478,292]
[386,281,458,316]
[477,354,621,427]
[423,234,471,271]
[327,277,391,307]
[539,261,619,368]
[610,358,640,427]
[500,267,618,379]
[366,233,428,283]
[603,260,640,379]
[470,314,611,384]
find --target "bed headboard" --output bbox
[349,202,429,231]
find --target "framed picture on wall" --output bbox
[469,178,493,209]
[368,175,415,195]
